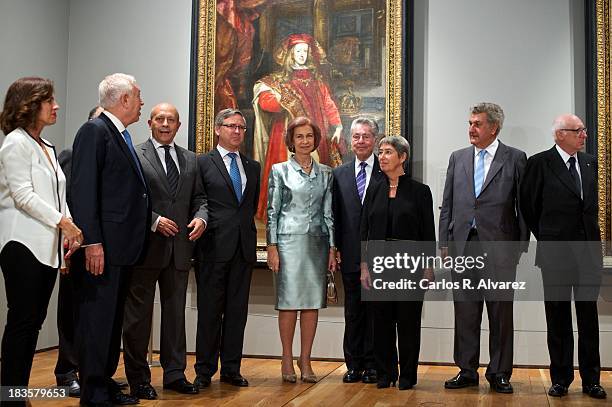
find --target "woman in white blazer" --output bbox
[0,77,82,390]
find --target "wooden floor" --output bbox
[26,350,610,406]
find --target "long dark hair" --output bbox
[0,77,54,135]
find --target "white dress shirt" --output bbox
[217,145,247,193]
[474,138,499,181]
[555,144,583,198]
[354,153,375,204]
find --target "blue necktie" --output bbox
[227,152,242,202]
[474,149,486,197]
[121,129,145,183]
[356,161,367,203]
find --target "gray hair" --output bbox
[378,135,410,160]
[350,117,379,137]
[470,102,504,136]
[214,108,245,127]
[98,73,137,109]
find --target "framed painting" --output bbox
[593,0,612,261]
[191,0,409,248]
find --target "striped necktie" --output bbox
[227,152,242,202]
[474,149,486,197]
[356,161,367,202]
[162,145,179,196]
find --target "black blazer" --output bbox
[361,175,436,255]
[70,113,151,266]
[332,157,383,274]
[136,139,208,271]
[197,148,260,263]
[58,148,73,208]
[520,146,601,268]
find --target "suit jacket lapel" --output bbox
[480,141,508,194]
[100,114,145,186]
[240,154,254,206]
[547,146,581,199]
[461,147,476,197]
[578,151,593,204]
[210,149,237,200]
[141,139,171,195]
[175,145,187,196]
[345,160,362,206]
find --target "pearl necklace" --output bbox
[297,157,313,170]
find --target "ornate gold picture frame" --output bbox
[596,0,612,257]
[192,0,407,249]
[192,0,404,153]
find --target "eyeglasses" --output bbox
[560,127,587,134]
[352,134,374,141]
[221,123,247,131]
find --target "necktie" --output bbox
[474,149,486,197]
[356,161,367,202]
[568,156,582,196]
[121,129,145,183]
[162,145,179,196]
[227,152,242,202]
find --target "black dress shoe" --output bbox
[343,369,363,383]
[58,378,81,397]
[113,379,129,389]
[376,376,397,388]
[487,376,513,394]
[548,383,568,397]
[583,384,607,399]
[163,378,199,394]
[112,390,140,405]
[79,401,113,407]
[398,377,414,391]
[444,373,478,389]
[130,382,157,400]
[194,374,212,389]
[362,369,378,384]
[220,373,249,387]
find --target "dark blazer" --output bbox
[71,113,150,266]
[58,148,72,208]
[361,175,436,251]
[136,139,208,271]
[520,146,601,268]
[197,148,260,263]
[439,141,529,266]
[332,157,383,273]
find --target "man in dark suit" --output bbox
[520,114,606,399]
[55,105,104,398]
[332,117,382,384]
[122,103,207,400]
[439,102,529,393]
[70,73,149,406]
[194,108,260,388]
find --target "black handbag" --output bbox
[326,271,338,304]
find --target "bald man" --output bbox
[122,103,207,400]
[520,114,606,399]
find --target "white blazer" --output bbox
[0,128,70,268]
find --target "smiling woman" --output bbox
[0,77,82,390]
[265,116,336,383]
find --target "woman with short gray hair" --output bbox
[360,135,435,390]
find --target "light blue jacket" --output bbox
[266,157,334,246]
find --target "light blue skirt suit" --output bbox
[266,157,335,310]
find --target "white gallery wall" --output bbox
[0,0,609,367]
